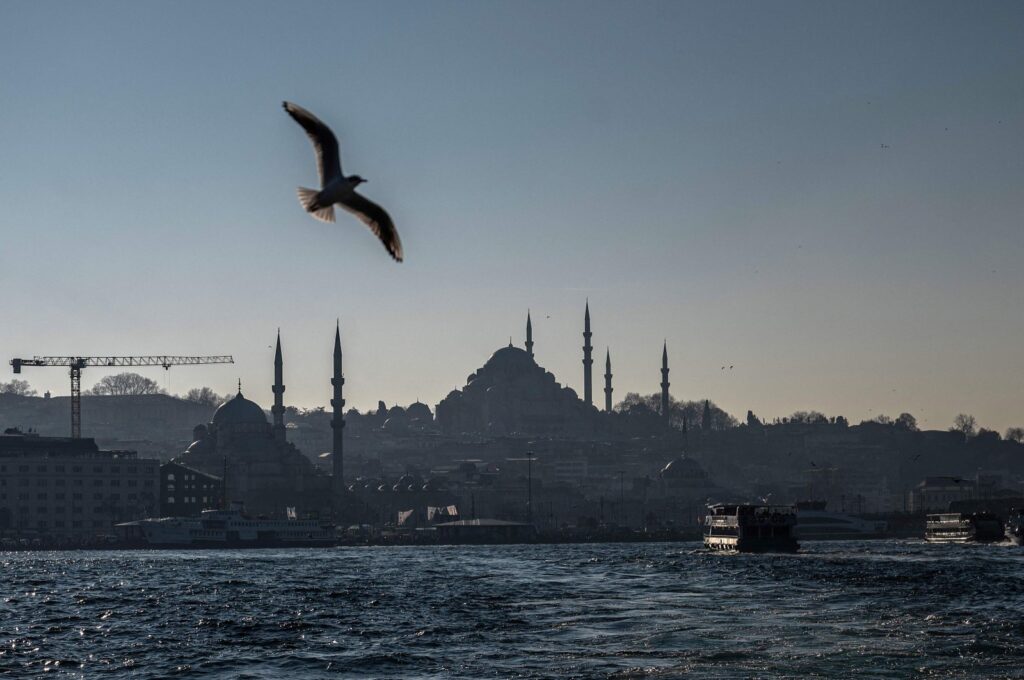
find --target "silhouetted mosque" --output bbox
[175,328,346,517]
[435,305,676,437]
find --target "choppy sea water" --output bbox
[2,541,1023,678]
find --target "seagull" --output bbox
[282,101,403,262]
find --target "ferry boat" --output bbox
[924,512,1004,543]
[794,501,888,540]
[703,503,799,553]
[1005,509,1023,546]
[117,503,334,548]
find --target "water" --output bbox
[2,541,1023,678]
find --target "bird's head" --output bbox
[348,175,368,186]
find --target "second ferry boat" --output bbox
[924,512,1004,543]
[703,503,799,553]
[794,500,888,540]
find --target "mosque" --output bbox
[173,327,347,518]
[435,304,676,438]
[170,304,686,521]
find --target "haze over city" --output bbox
[2,1,1022,432]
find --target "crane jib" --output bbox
[7,355,234,438]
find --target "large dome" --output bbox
[480,346,536,377]
[212,391,268,427]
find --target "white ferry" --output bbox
[117,503,334,548]
[794,501,888,540]
[924,512,1004,543]
[703,503,799,553]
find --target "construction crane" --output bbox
[10,355,234,439]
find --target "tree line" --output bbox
[0,374,224,406]
[4,377,1022,441]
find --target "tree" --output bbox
[614,393,738,431]
[950,413,977,438]
[976,428,1001,444]
[183,387,223,406]
[0,379,37,397]
[88,372,166,396]
[789,410,828,424]
[894,413,918,431]
[1004,427,1024,443]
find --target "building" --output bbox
[908,476,976,513]
[174,330,339,519]
[0,428,159,543]
[160,461,223,516]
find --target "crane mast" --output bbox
[10,355,234,438]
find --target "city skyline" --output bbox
[2,1,1023,432]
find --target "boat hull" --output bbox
[704,534,799,554]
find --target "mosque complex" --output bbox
[171,304,714,524]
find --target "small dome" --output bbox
[382,417,408,433]
[184,437,212,457]
[660,456,707,480]
[422,477,448,492]
[212,391,268,427]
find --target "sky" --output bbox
[1,1,1023,433]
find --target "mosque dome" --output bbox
[406,401,432,422]
[393,473,421,492]
[482,346,536,377]
[184,437,213,457]
[212,391,268,427]
[422,477,448,492]
[659,456,707,481]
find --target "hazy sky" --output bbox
[2,1,1022,433]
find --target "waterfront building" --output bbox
[908,476,977,512]
[0,428,159,542]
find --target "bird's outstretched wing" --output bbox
[283,101,342,186]
[340,192,404,262]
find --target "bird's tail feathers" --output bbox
[297,187,335,223]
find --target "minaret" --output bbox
[702,399,712,433]
[525,311,534,359]
[660,341,670,422]
[582,301,593,407]
[331,322,346,492]
[271,330,286,442]
[603,348,613,412]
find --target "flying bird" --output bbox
[282,101,403,262]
